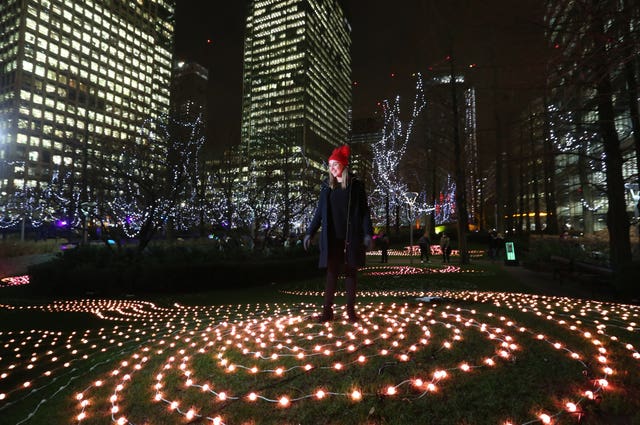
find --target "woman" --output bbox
[304,145,374,323]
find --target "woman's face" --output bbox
[329,160,344,179]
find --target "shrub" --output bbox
[28,244,321,297]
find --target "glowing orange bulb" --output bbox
[279,396,290,407]
[351,390,362,401]
[218,392,227,401]
[154,393,162,401]
[598,379,609,388]
[334,363,343,370]
[111,405,119,414]
[316,390,326,399]
[460,363,470,372]
[170,401,179,410]
[539,413,551,424]
[117,417,126,425]
[566,402,577,412]
[186,409,195,420]
[248,392,257,401]
[95,380,102,387]
[76,393,83,400]
[386,386,396,395]
[427,383,436,392]
[212,416,223,425]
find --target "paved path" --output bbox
[495,260,615,301]
[0,253,56,279]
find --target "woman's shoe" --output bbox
[317,305,334,323]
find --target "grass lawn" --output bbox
[1,256,639,425]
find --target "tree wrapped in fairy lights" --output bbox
[231,137,316,249]
[434,176,457,225]
[103,113,206,251]
[547,103,608,235]
[370,73,426,231]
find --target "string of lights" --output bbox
[0,288,637,424]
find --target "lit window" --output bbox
[21,61,34,73]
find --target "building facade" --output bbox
[240,0,352,180]
[0,0,175,195]
[541,0,639,235]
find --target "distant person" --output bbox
[304,145,374,323]
[488,231,498,262]
[418,232,431,263]
[378,231,390,263]
[439,232,451,263]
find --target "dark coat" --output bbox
[306,176,373,268]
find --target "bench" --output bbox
[550,255,613,285]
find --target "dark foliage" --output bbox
[28,245,321,297]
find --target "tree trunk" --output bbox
[592,7,632,268]
[530,114,542,233]
[450,56,469,264]
[575,109,594,235]
[542,96,559,234]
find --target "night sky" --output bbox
[174,0,550,161]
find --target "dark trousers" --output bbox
[324,238,357,308]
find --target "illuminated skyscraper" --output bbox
[240,0,352,178]
[0,0,175,193]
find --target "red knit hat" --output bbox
[328,145,350,167]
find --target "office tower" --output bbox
[240,0,352,180]
[171,59,208,125]
[0,0,175,195]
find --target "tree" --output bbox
[102,114,206,252]
[370,74,426,233]
[544,0,636,267]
